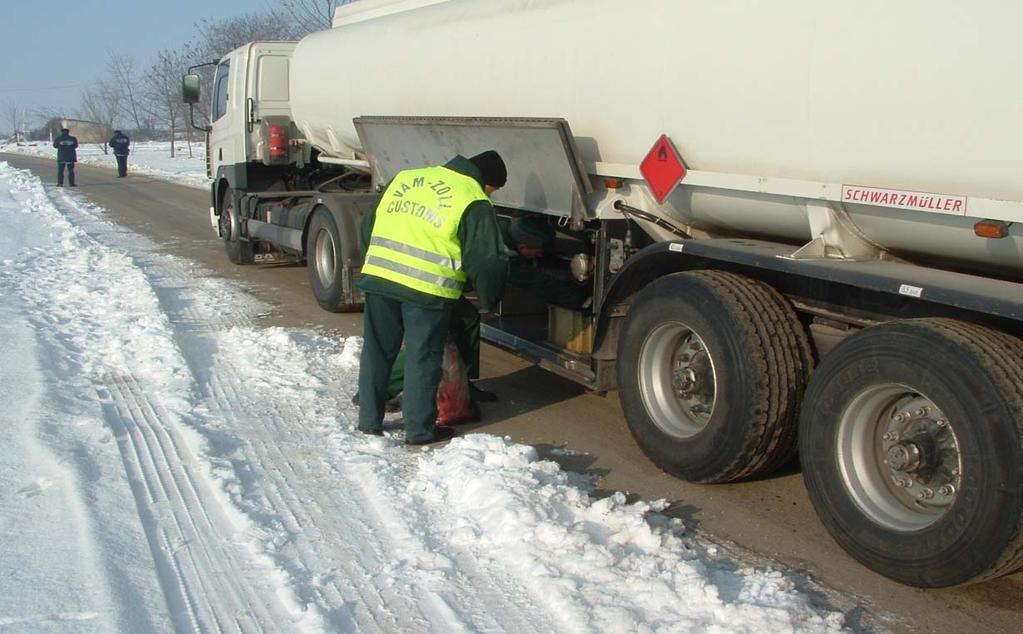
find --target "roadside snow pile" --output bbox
[412,435,847,633]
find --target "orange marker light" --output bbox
[973,220,1010,239]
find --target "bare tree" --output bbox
[107,51,155,135]
[193,10,303,62]
[185,11,305,129]
[144,49,192,157]
[26,105,68,140]
[276,0,350,34]
[3,100,26,142]
[79,81,122,152]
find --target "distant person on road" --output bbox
[108,130,131,177]
[53,127,78,187]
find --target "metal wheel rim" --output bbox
[837,384,962,532]
[313,228,337,287]
[637,320,717,438]
[221,200,238,242]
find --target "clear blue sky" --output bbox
[0,0,272,125]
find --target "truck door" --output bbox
[246,50,293,163]
[251,53,291,117]
[208,57,237,176]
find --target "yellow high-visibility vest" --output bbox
[362,165,487,299]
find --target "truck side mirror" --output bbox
[182,73,201,104]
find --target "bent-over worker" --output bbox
[356,151,509,445]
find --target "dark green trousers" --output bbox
[383,297,480,398]
[358,292,453,442]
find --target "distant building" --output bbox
[46,118,111,144]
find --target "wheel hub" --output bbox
[671,340,715,420]
[220,208,233,240]
[885,432,938,475]
[314,229,336,287]
[639,322,718,437]
[886,441,923,472]
[220,198,242,243]
[838,389,962,531]
[672,366,697,394]
[880,399,959,510]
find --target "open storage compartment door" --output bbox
[353,116,593,224]
[353,116,603,388]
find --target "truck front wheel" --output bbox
[799,319,1023,586]
[617,271,811,483]
[306,209,360,312]
[220,188,253,265]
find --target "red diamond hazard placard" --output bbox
[640,135,687,204]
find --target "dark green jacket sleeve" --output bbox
[458,199,508,310]
[359,201,376,261]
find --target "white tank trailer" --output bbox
[292,0,1023,275]
[185,0,1023,588]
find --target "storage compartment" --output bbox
[548,306,593,354]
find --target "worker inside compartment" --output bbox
[495,213,591,314]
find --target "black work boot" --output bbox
[406,426,457,446]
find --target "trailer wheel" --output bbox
[617,271,812,483]
[799,319,1023,586]
[220,188,253,265]
[306,209,359,312]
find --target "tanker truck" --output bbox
[181,0,1023,588]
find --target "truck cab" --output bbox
[208,42,299,181]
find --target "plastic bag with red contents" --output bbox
[436,337,480,427]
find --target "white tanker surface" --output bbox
[290,0,1023,274]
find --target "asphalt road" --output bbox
[6,152,1022,633]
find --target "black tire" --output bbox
[306,209,360,313]
[799,319,1023,587]
[220,188,253,265]
[617,270,812,483]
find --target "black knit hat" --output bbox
[469,150,507,187]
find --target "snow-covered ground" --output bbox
[0,144,850,632]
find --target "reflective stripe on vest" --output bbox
[361,165,487,299]
[368,236,463,271]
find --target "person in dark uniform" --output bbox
[53,128,78,186]
[108,130,131,177]
[357,151,509,445]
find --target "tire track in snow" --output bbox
[58,195,427,630]
[22,188,321,633]
[99,373,299,633]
